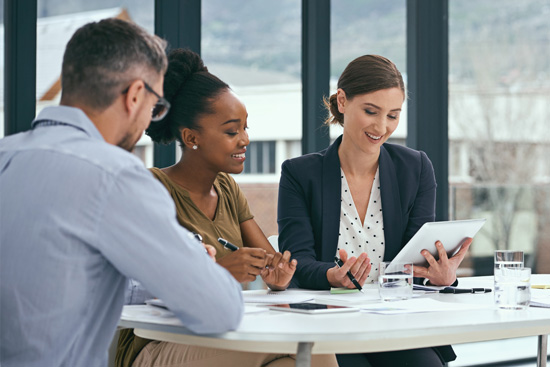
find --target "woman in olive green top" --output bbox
[115,49,337,367]
[149,168,254,261]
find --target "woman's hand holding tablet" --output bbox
[390,219,485,286]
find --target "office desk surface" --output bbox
[119,276,550,356]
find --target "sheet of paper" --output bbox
[359,298,493,314]
[314,288,382,306]
[530,289,550,308]
[121,304,268,329]
[121,305,182,326]
[242,289,316,304]
[315,286,428,307]
[244,305,270,314]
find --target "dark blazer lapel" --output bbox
[321,136,342,262]
[379,145,404,261]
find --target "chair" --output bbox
[244,235,280,290]
[107,328,121,367]
[267,235,279,253]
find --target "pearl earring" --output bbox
[192,145,198,150]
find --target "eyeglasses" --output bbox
[121,81,171,122]
[143,82,171,121]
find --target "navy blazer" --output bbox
[278,135,436,290]
[277,137,457,363]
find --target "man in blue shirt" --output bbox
[0,18,243,367]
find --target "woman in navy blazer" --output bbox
[277,55,472,367]
[278,135,438,288]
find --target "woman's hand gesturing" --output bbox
[326,249,371,289]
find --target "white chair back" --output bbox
[267,235,279,253]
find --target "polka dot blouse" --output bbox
[336,167,385,284]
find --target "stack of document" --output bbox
[530,287,550,308]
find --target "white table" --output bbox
[119,276,550,367]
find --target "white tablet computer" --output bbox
[390,219,486,268]
[266,303,359,314]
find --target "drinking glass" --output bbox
[494,250,524,271]
[494,267,531,310]
[378,262,413,301]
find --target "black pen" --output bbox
[190,232,209,255]
[334,257,363,292]
[439,287,492,294]
[218,237,239,252]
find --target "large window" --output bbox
[330,0,407,144]
[202,0,301,237]
[34,1,155,164]
[0,0,4,138]
[202,0,302,171]
[449,0,550,275]
[243,141,276,175]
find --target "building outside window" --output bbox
[28,1,155,163]
[330,0,407,144]
[243,141,276,175]
[4,1,548,281]
[449,0,550,276]
[202,0,302,237]
[3,1,548,362]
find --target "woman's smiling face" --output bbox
[338,87,404,155]
[193,89,250,174]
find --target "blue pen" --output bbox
[218,237,239,252]
[334,257,363,292]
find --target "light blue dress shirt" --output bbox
[0,106,243,367]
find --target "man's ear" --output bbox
[336,88,347,114]
[122,80,146,118]
[181,128,198,150]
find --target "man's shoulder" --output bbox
[55,136,146,177]
[1,125,145,177]
[92,142,145,174]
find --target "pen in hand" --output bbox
[190,232,209,256]
[218,237,239,252]
[334,257,363,292]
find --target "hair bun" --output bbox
[147,48,229,147]
[145,119,174,145]
[163,48,207,102]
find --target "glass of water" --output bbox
[494,250,524,271]
[378,262,413,301]
[494,267,531,310]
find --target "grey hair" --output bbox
[61,18,168,110]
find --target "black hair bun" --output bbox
[145,120,173,144]
[163,48,207,102]
[146,48,206,144]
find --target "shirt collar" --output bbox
[32,106,105,142]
